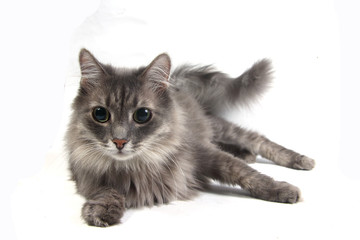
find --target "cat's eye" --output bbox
[133,108,152,124]
[92,107,110,123]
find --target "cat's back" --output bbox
[172,86,214,143]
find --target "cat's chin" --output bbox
[111,152,134,162]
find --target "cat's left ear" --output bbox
[79,48,108,89]
[141,53,171,93]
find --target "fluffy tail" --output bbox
[171,59,273,114]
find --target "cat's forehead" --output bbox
[110,67,141,86]
[90,67,156,108]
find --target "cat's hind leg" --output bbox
[197,144,300,203]
[215,141,256,163]
[210,116,315,170]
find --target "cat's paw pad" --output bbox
[82,196,125,227]
[292,155,315,170]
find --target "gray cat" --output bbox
[66,49,315,227]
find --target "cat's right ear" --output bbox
[79,48,107,89]
[140,53,171,94]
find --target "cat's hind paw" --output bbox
[292,155,315,170]
[250,180,301,204]
[272,181,301,203]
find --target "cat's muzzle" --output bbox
[112,138,128,151]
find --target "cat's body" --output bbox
[66,49,315,227]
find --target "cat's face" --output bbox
[70,49,179,164]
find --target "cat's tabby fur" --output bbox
[66,49,315,227]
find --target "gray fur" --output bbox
[172,59,272,113]
[65,49,315,227]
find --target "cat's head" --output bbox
[67,49,183,169]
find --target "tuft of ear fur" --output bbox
[79,48,107,88]
[141,53,171,94]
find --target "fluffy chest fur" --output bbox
[77,154,200,208]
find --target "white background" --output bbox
[1,0,360,239]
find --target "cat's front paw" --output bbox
[82,192,125,227]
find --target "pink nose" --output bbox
[112,139,128,150]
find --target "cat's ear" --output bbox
[141,53,171,93]
[79,48,107,88]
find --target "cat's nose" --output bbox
[112,138,128,150]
